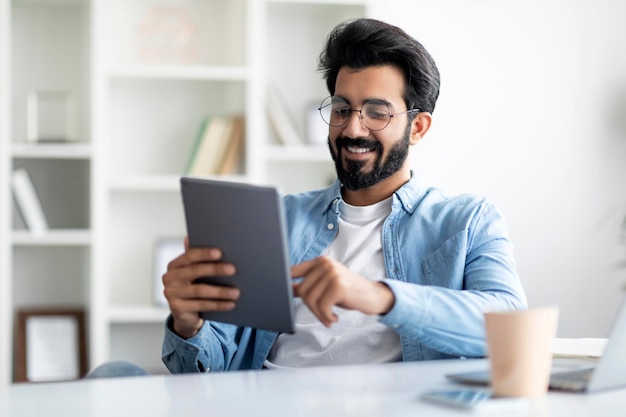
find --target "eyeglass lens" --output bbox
[318,96,394,131]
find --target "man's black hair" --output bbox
[319,18,440,114]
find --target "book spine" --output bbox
[185,117,210,174]
[187,116,227,177]
[187,115,246,177]
[11,168,49,235]
[267,85,304,145]
[217,115,245,175]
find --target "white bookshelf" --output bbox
[0,0,12,390]
[11,230,92,246]
[0,0,92,388]
[11,143,92,159]
[0,0,369,386]
[107,65,250,81]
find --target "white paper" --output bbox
[26,316,79,382]
[551,338,608,359]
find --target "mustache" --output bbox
[335,137,382,152]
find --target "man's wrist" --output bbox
[169,315,203,339]
[376,281,395,315]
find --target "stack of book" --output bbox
[186,114,245,177]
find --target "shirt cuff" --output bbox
[378,279,429,335]
[163,315,212,373]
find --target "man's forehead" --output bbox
[334,65,406,107]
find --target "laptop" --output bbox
[447,298,626,393]
[180,177,295,334]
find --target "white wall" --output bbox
[370,0,626,337]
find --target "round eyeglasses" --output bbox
[318,96,419,131]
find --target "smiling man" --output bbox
[160,18,527,373]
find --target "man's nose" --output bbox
[341,110,369,137]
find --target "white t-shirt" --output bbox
[264,197,402,368]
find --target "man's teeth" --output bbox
[347,146,371,153]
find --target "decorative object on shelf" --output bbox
[153,237,185,307]
[135,5,199,65]
[14,308,87,383]
[11,168,48,236]
[185,114,245,177]
[306,99,328,145]
[26,91,77,143]
[267,85,305,146]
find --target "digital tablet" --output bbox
[180,176,295,334]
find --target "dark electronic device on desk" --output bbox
[421,389,491,410]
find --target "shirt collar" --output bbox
[393,171,429,215]
[321,172,428,215]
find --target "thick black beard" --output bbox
[328,126,411,191]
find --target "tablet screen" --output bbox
[180,177,295,334]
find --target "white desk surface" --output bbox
[1,358,624,417]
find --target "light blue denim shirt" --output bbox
[162,174,527,373]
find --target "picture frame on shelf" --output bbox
[153,237,185,307]
[14,308,87,383]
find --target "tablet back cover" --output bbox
[180,177,295,334]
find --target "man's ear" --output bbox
[409,112,432,145]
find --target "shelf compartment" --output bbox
[108,192,185,308]
[100,0,247,68]
[109,78,246,178]
[11,0,90,147]
[12,246,90,308]
[12,159,90,230]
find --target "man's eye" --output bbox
[333,108,350,116]
[366,108,389,120]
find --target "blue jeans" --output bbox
[85,361,149,378]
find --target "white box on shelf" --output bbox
[26,91,77,143]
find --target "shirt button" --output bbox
[392,324,400,329]
[407,203,413,209]
[327,223,335,230]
